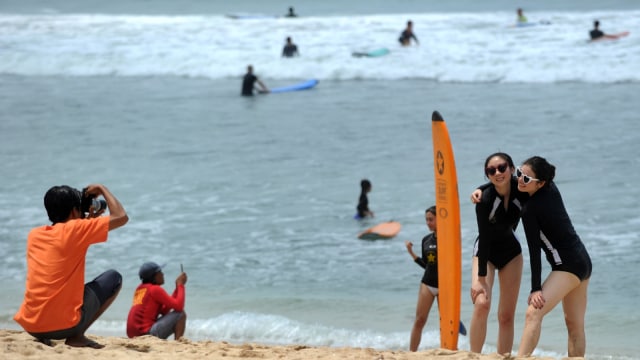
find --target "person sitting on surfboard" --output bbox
[282,37,299,58]
[398,20,419,46]
[355,179,374,219]
[241,65,269,96]
[285,6,297,18]
[469,152,528,355]
[516,8,528,24]
[590,20,607,40]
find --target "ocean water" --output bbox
[1,1,639,359]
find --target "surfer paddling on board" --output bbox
[355,179,374,219]
[241,65,269,96]
[398,20,419,46]
[589,20,628,40]
[469,153,528,355]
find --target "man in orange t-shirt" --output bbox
[14,184,128,348]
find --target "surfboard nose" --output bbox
[432,111,444,122]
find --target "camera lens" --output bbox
[92,199,107,212]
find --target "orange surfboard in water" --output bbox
[357,221,401,240]
[431,111,462,350]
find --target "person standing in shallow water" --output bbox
[356,179,374,219]
[515,156,592,357]
[241,65,268,96]
[398,20,419,46]
[282,37,299,57]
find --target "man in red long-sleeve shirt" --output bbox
[126,262,187,339]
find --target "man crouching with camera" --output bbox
[14,184,128,349]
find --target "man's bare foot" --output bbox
[35,338,53,347]
[65,336,104,349]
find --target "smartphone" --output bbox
[180,263,184,273]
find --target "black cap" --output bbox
[139,262,165,282]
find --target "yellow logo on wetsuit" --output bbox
[132,288,147,306]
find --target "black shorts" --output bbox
[29,269,122,340]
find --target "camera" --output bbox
[80,188,107,217]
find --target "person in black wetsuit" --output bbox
[285,6,297,18]
[241,65,268,96]
[404,206,439,351]
[355,179,373,219]
[589,20,607,40]
[282,37,299,57]
[398,20,419,46]
[469,153,528,355]
[515,156,592,358]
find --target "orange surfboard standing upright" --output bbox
[431,111,462,350]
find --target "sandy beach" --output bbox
[1,329,575,360]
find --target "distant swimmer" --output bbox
[241,65,269,96]
[355,179,374,219]
[285,6,297,18]
[282,37,299,57]
[589,20,629,41]
[517,8,528,24]
[398,20,419,46]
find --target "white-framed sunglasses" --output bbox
[516,167,540,184]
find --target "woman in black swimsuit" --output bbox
[470,152,528,355]
[516,156,591,357]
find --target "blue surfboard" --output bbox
[268,79,318,94]
[352,48,390,58]
[226,13,279,19]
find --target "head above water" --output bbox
[360,179,371,192]
[44,185,82,224]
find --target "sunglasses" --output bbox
[516,167,540,184]
[485,163,509,176]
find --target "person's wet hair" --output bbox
[44,185,81,224]
[522,156,556,184]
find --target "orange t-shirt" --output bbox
[13,216,110,333]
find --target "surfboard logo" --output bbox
[436,151,445,175]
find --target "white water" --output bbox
[0,11,638,82]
